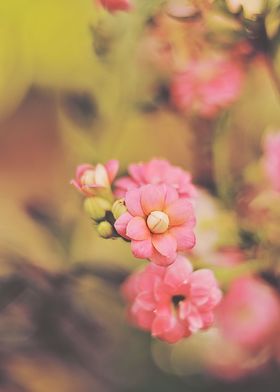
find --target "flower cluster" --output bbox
[71,158,222,343]
[122,256,222,343]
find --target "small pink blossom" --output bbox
[122,255,222,343]
[114,184,196,266]
[114,159,196,199]
[170,58,244,118]
[216,276,280,350]
[71,160,119,196]
[263,131,280,192]
[99,0,131,12]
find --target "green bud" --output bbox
[112,198,127,219]
[97,221,114,239]
[84,196,111,221]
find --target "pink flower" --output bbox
[263,131,280,192]
[170,58,244,118]
[99,0,131,12]
[216,276,280,350]
[71,160,119,196]
[122,255,222,343]
[114,159,196,199]
[114,184,196,266]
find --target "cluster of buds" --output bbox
[71,158,222,343]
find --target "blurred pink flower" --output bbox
[114,159,196,199]
[170,58,244,118]
[71,160,119,196]
[114,184,196,266]
[99,0,131,12]
[122,255,222,343]
[263,131,280,192]
[216,276,280,350]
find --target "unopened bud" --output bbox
[147,211,169,234]
[112,198,127,219]
[97,221,114,239]
[84,196,111,221]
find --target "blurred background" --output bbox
[1,0,280,391]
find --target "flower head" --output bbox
[171,58,244,118]
[114,158,196,199]
[216,276,280,350]
[99,0,131,12]
[114,184,196,266]
[71,160,119,197]
[122,255,222,343]
[263,131,280,192]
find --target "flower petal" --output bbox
[126,217,150,240]
[150,248,176,266]
[165,199,195,226]
[152,313,185,343]
[131,239,153,259]
[114,212,133,238]
[152,233,177,258]
[125,188,144,217]
[164,255,193,288]
[105,159,119,183]
[140,184,165,215]
[169,225,196,251]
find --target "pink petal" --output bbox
[169,225,196,251]
[126,217,150,240]
[76,164,94,179]
[128,162,145,183]
[165,199,194,226]
[152,233,177,258]
[105,159,119,183]
[114,212,133,238]
[114,176,137,195]
[164,255,193,288]
[135,292,156,311]
[150,248,176,266]
[125,188,144,217]
[164,186,178,206]
[140,185,165,215]
[131,239,153,259]
[152,313,185,343]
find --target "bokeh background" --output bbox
[1,0,280,391]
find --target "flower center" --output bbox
[172,295,186,308]
[147,211,169,234]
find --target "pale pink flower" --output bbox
[263,131,280,192]
[99,0,131,12]
[171,58,244,118]
[122,255,222,343]
[205,329,271,381]
[114,159,196,199]
[216,276,280,350]
[71,160,119,196]
[114,184,196,266]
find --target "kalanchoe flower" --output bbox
[122,255,222,343]
[263,131,280,193]
[114,158,196,199]
[216,276,280,350]
[170,58,244,118]
[71,160,119,197]
[99,0,131,12]
[114,184,196,266]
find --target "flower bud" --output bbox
[97,221,114,239]
[147,211,169,234]
[84,197,111,221]
[112,198,127,219]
